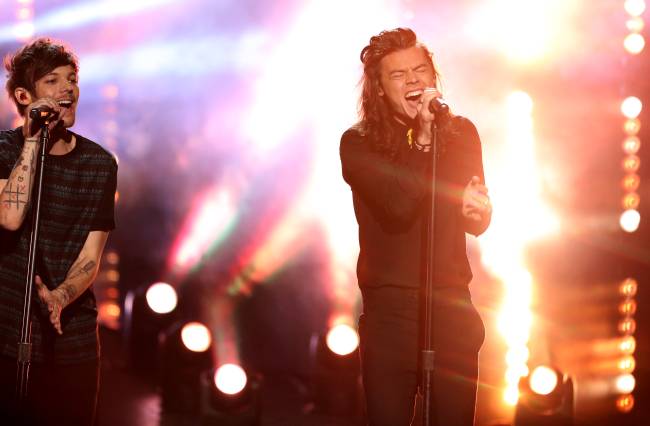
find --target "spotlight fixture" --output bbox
[514,365,574,426]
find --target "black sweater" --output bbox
[340,116,485,289]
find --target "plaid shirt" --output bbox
[0,128,117,364]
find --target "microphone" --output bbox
[29,106,58,121]
[428,97,449,116]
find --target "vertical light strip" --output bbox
[14,0,35,41]
[479,91,558,407]
[616,1,644,413]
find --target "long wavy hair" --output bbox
[358,28,446,161]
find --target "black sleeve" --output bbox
[340,128,431,222]
[459,118,485,186]
[455,118,488,236]
[90,159,117,231]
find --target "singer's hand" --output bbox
[35,275,65,335]
[415,88,442,146]
[22,97,61,139]
[462,176,491,222]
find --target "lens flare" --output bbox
[326,324,360,356]
[621,96,643,119]
[529,366,559,396]
[622,174,641,191]
[620,336,637,354]
[180,322,212,352]
[615,374,636,394]
[622,193,640,210]
[625,0,647,17]
[620,278,638,296]
[145,282,177,314]
[616,394,635,413]
[624,33,645,54]
[622,155,641,173]
[618,356,636,373]
[214,364,248,395]
[620,209,641,233]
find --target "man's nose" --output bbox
[405,68,418,83]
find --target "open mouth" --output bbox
[405,90,423,102]
[58,100,73,108]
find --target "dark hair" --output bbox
[358,28,444,160]
[4,38,78,116]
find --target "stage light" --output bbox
[616,394,635,413]
[214,364,248,396]
[619,336,636,354]
[181,321,212,352]
[506,346,530,366]
[326,324,359,356]
[504,386,520,406]
[621,173,640,191]
[198,366,261,426]
[13,21,34,40]
[625,0,646,17]
[624,33,645,54]
[621,96,643,119]
[615,374,636,394]
[623,136,642,155]
[622,193,640,210]
[619,278,638,296]
[618,356,636,373]
[145,282,178,314]
[309,328,363,417]
[627,16,645,32]
[123,283,179,375]
[17,7,32,20]
[514,366,574,426]
[620,209,641,232]
[529,366,558,396]
[622,155,641,172]
[618,318,637,335]
[159,321,213,415]
[624,118,642,136]
[618,300,637,315]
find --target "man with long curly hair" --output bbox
[340,28,492,425]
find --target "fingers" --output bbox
[49,307,63,335]
[24,98,61,138]
[417,87,441,122]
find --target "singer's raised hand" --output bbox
[22,97,61,139]
[414,87,442,147]
[462,176,491,222]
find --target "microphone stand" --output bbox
[421,121,439,426]
[16,120,50,402]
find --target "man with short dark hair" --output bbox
[340,28,492,425]
[0,38,117,425]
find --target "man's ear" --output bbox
[14,87,34,107]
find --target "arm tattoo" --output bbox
[1,183,28,210]
[57,283,78,307]
[58,260,97,306]
[1,149,36,211]
[67,260,96,281]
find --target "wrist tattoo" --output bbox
[58,284,77,306]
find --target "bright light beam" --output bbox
[479,91,559,406]
[0,0,180,42]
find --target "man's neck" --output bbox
[47,129,76,155]
[392,113,415,129]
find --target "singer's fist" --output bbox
[462,176,491,222]
[22,97,61,139]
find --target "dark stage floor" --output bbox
[96,327,359,426]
